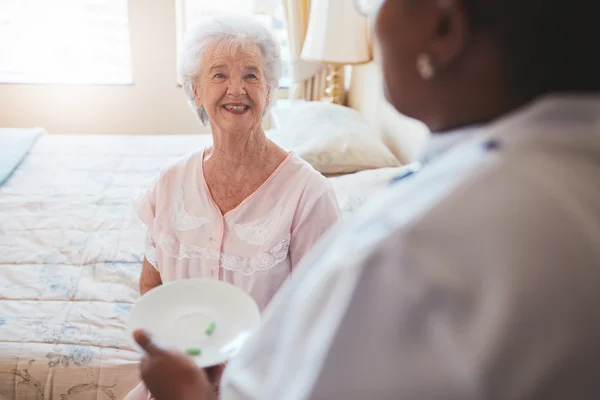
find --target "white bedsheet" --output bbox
[0,134,402,399]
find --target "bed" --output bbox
[0,58,430,399]
[0,124,406,399]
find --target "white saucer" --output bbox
[127,279,261,368]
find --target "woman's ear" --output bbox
[264,87,271,109]
[193,83,203,109]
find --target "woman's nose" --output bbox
[227,78,246,96]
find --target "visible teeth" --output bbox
[224,105,246,111]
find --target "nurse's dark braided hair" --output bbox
[463,0,600,97]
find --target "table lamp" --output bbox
[300,0,372,104]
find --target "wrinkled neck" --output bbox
[207,125,269,167]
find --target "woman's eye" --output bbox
[245,73,257,79]
[213,73,225,79]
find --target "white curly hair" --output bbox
[178,14,283,126]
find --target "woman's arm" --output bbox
[134,173,163,296]
[139,257,163,295]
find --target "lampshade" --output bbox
[301,0,372,65]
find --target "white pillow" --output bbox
[268,101,401,174]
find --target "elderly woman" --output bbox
[133,0,600,399]
[125,14,341,400]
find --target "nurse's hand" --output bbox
[134,330,217,400]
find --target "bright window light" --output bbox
[0,0,132,85]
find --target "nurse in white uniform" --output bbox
[132,0,600,399]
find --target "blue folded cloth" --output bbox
[390,162,422,185]
[0,127,45,186]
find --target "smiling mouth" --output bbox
[221,104,250,114]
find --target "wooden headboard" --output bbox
[347,63,429,164]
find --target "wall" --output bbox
[0,0,206,135]
[348,62,430,164]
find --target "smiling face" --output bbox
[193,41,269,135]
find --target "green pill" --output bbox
[185,348,201,356]
[205,321,216,336]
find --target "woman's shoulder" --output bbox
[154,148,205,187]
[282,153,334,196]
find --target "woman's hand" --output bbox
[139,258,162,295]
[134,330,217,400]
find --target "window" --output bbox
[0,0,132,84]
[178,0,290,88]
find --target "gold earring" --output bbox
[416,53,436,80]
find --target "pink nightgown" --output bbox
[125,149,341,400]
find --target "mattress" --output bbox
[0,134,402,399]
